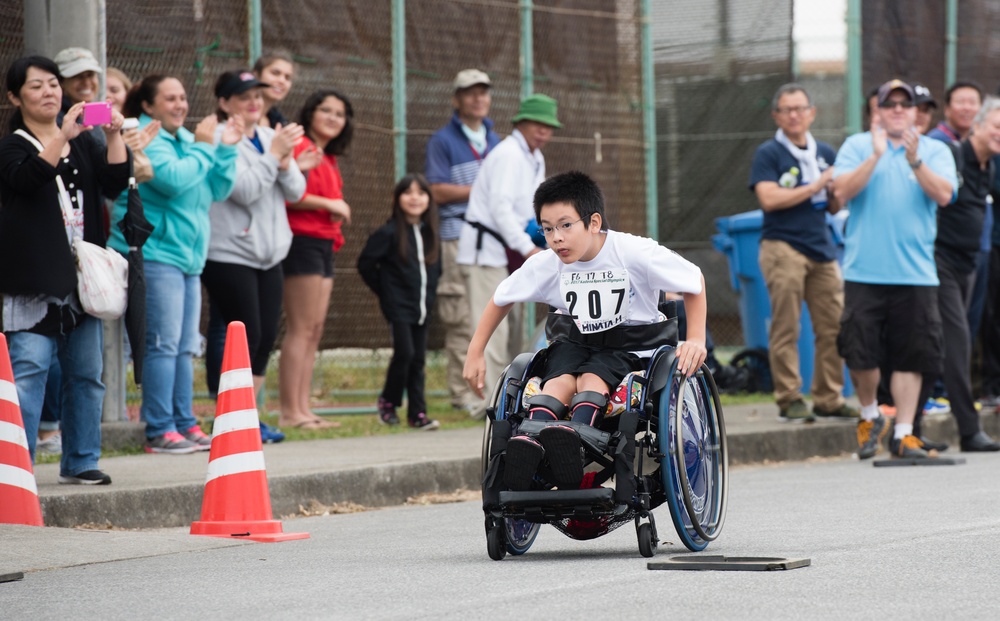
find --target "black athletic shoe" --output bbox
[58,470,112,485]
[538,425,584,489]
[503,436,545,491]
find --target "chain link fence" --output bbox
[652,0,793,346]
[5,1,999,385]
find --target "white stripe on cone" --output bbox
[0,420,29,450]
[0,379,19,406]
[213,408,260,436]
[218,368,253,394]
[205,451,266,483]
[0,463,38,495]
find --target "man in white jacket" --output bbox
[457,94,561,410]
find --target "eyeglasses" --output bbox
[775,105,812,116]
[541,218,585,237]
[878,100,915,110]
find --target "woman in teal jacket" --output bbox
[108,74,242,454]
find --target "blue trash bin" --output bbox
[713,209,852,396]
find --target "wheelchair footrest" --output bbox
[499,488,616,520]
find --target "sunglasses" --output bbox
[878,101,915,110]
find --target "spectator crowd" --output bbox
[750,78,1000,459]
[2,44,999,489]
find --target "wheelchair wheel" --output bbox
[659,362,728,551]
[636,522,656,558]
[487,524,507,561]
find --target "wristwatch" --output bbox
[908,158,923,170]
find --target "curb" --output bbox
[40,412,1000,529]
[40,458,482,529]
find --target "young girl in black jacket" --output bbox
[358,174,442,429]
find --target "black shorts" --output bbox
[837,282,943,374]
[541,340,645,391]
[282,235,335,278]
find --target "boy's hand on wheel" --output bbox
[676,339,707,377]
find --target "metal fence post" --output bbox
[520,0,534,343]
[247,0,262,66]
[520,0,533,99]
[640,0,657,241]
[392,0,407,180]
[845,0,862,135]
[945,0,957,87]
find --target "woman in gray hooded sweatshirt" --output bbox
[202,69,306,409]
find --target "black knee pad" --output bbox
[570,391,609,426]
[526,394,568,420]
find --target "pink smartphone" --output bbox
[81,101,112,126]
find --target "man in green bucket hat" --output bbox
[456,94,562,410]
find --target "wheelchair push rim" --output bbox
[658,361,728,551]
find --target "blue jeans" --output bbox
[39,355,61,432]
[8,315,105,474]
[141,261,201,438]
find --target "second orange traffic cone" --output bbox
[0,333,44,527]
[190,322,308,542]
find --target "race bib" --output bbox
[559,268,630,334]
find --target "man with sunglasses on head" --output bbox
[748,83,856,423]
[832,79,957,460]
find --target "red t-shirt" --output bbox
[287,137,345,251]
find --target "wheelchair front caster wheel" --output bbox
[637,522,656,558]
[487,526,507,561]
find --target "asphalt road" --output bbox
[4,454,1000,620]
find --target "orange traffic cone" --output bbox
[190,322,308,542]
[0,333,44,527]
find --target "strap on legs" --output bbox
[526,394,568,421]
[570,390,609,426]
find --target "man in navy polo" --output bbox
[749,83,855,423]
[426,69,501,417]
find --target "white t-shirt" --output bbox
[494,230,702,334]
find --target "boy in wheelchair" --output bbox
[464,171,708,498]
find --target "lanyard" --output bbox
[467,141,489,162]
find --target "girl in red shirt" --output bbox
[278,89,354,428]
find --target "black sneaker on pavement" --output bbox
[959,431,1000,452]
[890,434,934,459]
[145,431,198,454]
[408,412,439,430]
[856,415,889,459]
[58,470,111,485]
[779,399,815,423]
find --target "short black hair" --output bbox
[533,170,605,228]
[944,80,983,105]
[5,55,62,132]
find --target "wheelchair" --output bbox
[480,312,728,560]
